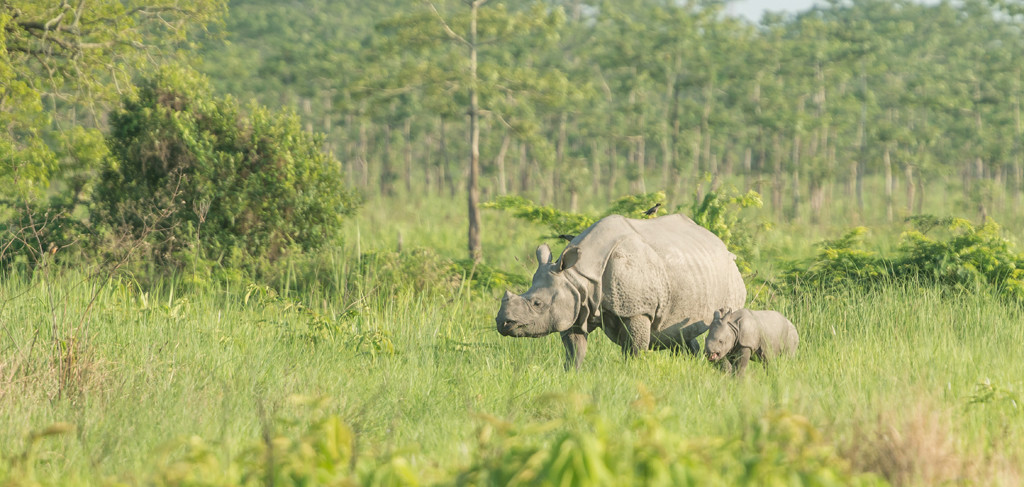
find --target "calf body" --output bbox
[704,308,798,376]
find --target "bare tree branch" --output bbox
[424,1,469,47]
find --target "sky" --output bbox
[726,0,823,21]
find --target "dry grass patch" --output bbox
[841,400,1021,486]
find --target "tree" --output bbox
[94,66,360,269]
[371,1,567,262]
[1,0,226,199]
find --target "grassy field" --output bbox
[2,195,1024,485]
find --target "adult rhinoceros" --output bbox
[495,214,746,370]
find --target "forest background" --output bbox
[3,0,1024,485]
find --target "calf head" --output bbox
[704,308,738,361]
[496,244,582,338]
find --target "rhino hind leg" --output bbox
[621,315,652,358]
[650,319,705,356]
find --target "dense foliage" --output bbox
[94,67,359,269]
[483,189,764,271]
[785,216,1024,303]
[139,398,883,486]
[0,0,225,198]
[199,0,1024,230]
[6,0,1024,485]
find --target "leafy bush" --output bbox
[149,396,417,487]
[784,216,1024,304]
[687,188,765,273]
[894,218,1024,302]
[457,395,883,486]
[484,190,765,272]
[140,393,882,486]
[601,191,667,219]
[783,227,889,290]
[0,201,91,272]
[482,195,596,237]
[94,66,360,271]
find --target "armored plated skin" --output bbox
[705,308,799,376]
[495,214,747,370]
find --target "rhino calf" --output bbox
[704,308,798,376]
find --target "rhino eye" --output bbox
[532,298,542,307]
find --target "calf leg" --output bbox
[733,348,753,377]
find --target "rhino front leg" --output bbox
[621,315,652,358]
[732,348,752,377]
[560,330,588,371]
[686,337,701,356]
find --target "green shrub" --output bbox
[142,393,883,486]
[484,190,765,273]
[784,216,1024,304]
[894,218,1024,302]
[94,66,360,272]
[457,394,884,486]
[482,195,596,237]
[687,188,765,273]
[783,227,888,290]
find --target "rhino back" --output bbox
[748,310,798,357]
[567,214,745,330]
[638,215,746,328]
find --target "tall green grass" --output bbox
[2,261,1022,484]
[2,195,1023,485]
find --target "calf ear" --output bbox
[558,246,581,272]
[713,309,722,322]
[536,244,552,266]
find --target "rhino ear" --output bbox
[558,246,581,272]
[536,244,552,266]
[713,309,722,322]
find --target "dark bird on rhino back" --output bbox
[495,214,746,370]
[643,203,662,217]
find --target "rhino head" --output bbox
[704,308,737,362]
[496,244,582,338]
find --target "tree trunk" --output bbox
[771,135,783,221]
[358,121,369,189]
[403,118,413,194]
[915,171,925,214]
[440,117,455,198]
[1015,157,1023,212]
[519,142,531,194]
[904,163,914,214]
[467,0,482,262]
[661,134,672,194]
[381,123,395,197]
[884,147,893,223]
[743,147,752,192]
[636,135,646,194]
[607,138,617,197]
[591,140,602,201]
[810,179,825,225]
[495,131,511,195]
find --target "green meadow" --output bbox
[2,195,1022,486]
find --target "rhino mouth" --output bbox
[707,351,722,361]
[498,320,542,337]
